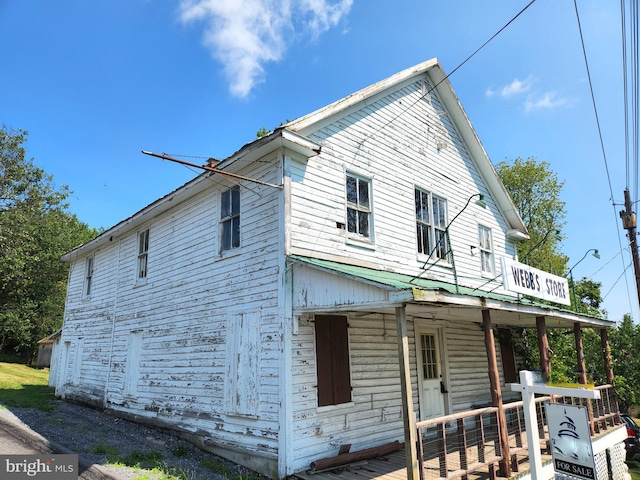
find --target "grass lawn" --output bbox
[0,356,55,411]
[628,457,640,480]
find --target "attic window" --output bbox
[83,256,94,298]
[137,229,149,280]
[220,186,240,252]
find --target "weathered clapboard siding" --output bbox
[60,156,286,475]
[444,320,503,412]
[291,311,419,473]
[288,76,517,295]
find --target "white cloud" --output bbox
[486,76,533,98]
[179,0,353,98]
[524,92,568,112]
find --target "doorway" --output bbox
[415,328,448,420]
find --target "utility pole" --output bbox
[620,189,640,310]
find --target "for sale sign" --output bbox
[546,403,596,480]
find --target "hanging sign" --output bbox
[500,257,571,305]
[546,403,596,480]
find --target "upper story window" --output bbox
[478,225,494,275]
[346,173,372,239]
[83,256,94,298]
[137,229,149,280]
[415,188,449,261]
[221,185,240,252]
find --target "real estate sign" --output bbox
[546,403,596,480]
[500,257,571,306]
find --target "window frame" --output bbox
[220,185,240,253]
[137,229,150,282]
[314,315,352,408]
[83,256,94,298]
[345,172,373,242]
[415,187,450,263]
[478,225,495,276]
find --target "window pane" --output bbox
[433,198,446,228]
[346,176,357,203]
[358,178,369,208]
[415,190,430,222]
[221,221,231,251]
[481,251,492,272]
[231,186,240,215]
[347,207,357,233]
[358,211,369,237]
[139,230,149,255]
[435,229,448,259]
[417,224,430,254]
[231,217,240,248]
[221,189,230,218]
[138,255,147,278]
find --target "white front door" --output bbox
[416,329,447,420]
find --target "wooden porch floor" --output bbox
[292,446,552,480]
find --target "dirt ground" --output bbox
[0,399,267,480]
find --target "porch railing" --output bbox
[416,406,502,480]
[415,385,621,480]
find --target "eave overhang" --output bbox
[60,130,320,262]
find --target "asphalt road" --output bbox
[0,412,123,480]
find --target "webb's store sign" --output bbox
[501,257,571,306]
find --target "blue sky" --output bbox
[1,1,635,322]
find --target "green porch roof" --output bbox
[288,255,612,327]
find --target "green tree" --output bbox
[497,157,609,386]
[496,157,568,275]
[0,126,97,360]
[610,314,640,412]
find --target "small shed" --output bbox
[36,329,61,368]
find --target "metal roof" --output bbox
[289,255,614,328]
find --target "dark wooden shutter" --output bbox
[315,315,351,406]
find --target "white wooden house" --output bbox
[54,59,626,479]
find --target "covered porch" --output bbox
[293,386,624,480]
[289,256,624,480]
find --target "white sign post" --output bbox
[511,371,600,480]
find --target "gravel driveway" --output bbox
[0,400,267,480]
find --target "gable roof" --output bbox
[62,59,527,262]
[286,58,528,240]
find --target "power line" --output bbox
[358,0,538,149]
[574,0,637,320]
[573,0,616,205]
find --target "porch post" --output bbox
[482,309,511,477]
[600,328,615,385]
[573,323,587,384]
[600,328,621,424]
[536,316,551,382]
[395,306,419,480]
